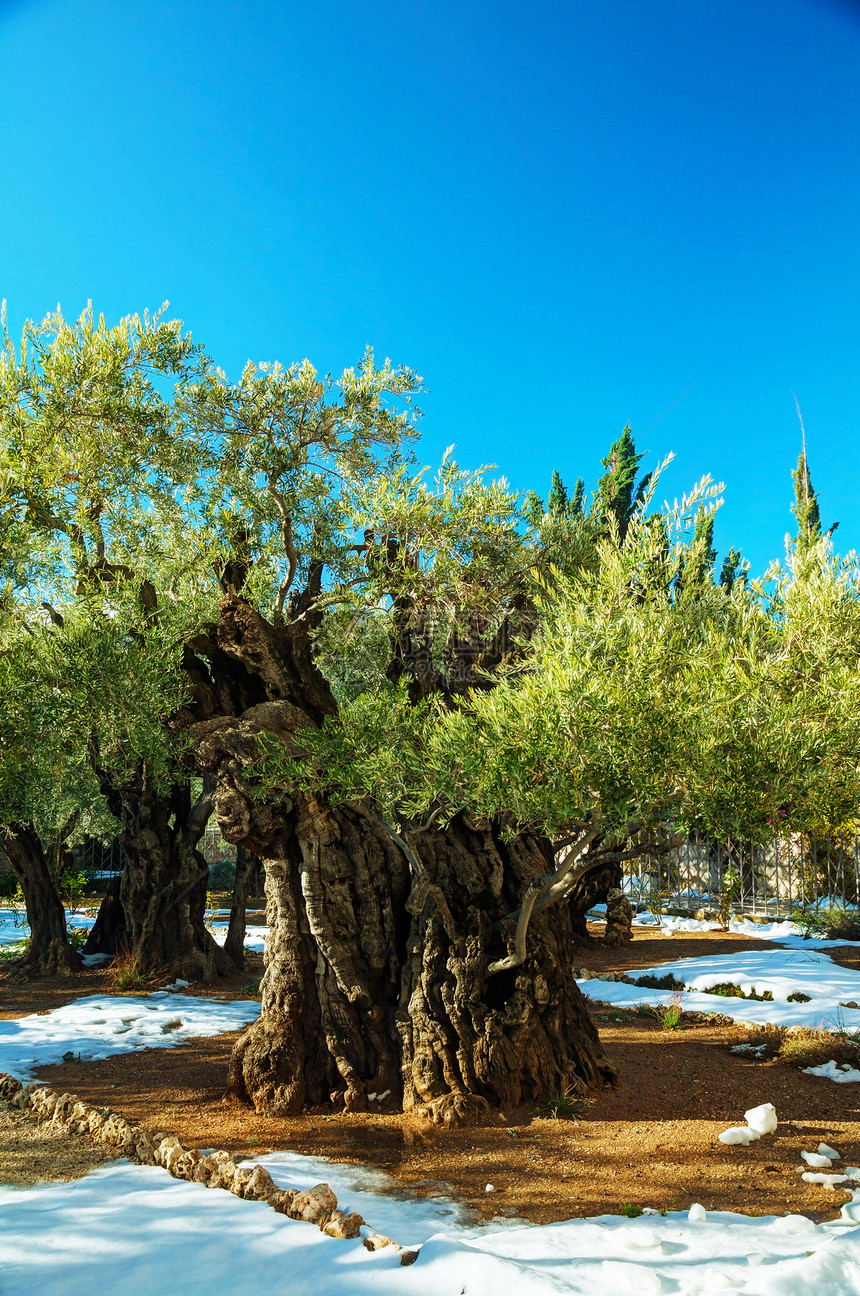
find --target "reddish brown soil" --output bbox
[7,924,859,1225]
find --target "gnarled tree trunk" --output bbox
[223,843,260,969]
[82,875,127,958]
[89,771,236,980]
[1,825,82,977]
[181,591,614,1121]
[223,794,611,1122]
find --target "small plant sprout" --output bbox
[659,990,684,1030]
[718,866,741,930]
[546,1084,588,1121]
[107,947,157,992]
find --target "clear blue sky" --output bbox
[2,0,859,575]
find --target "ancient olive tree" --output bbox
[0,304,235,977]
[0,624,94,977]
[171,367,727,1123]
[252,495,860,1122]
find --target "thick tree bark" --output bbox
[222,795,611,1122]
[89,772,236,980]
[566,859,623,943]
[223,843,258,969]
[180,591,614,1121]
[1,825,82,977]
[81,875,127,958]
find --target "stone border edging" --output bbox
[0,1074,419,1267]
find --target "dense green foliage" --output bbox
[2,298,859,901]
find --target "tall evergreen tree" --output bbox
[792,441,837,549]
[719,546,746,593]
[547,470,568,518]
[595,425,651,542]
[675,507,717,597]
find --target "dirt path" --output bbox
[10,925,858,1224]
[0,1105,117,1188]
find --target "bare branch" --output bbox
[40,601,64,628]
[268,476,298,624]
[486,826,600,976]
[186,772,216,840]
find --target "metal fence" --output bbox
[67,826,860,918]
[72,836,125,881]
[72,825,236,882]
[199,825,236,866]
[624,831,860,918]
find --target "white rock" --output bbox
[718,1125,761,1146]
[622,1227,662,1250]
[819,1142,841,1159]
[801,1150,834,1168]
[485,1183,495,1193]
[804,1060,860,1083]
[744,1102,777,1135]
[801,1171,850,1187]
[688,1203,707,1223]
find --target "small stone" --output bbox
[288,1183,338,1226]
[134,1131,157,1165]
[192,1154,218,1185]
[242,1165,276,1201]
[155,1135,181,1165]
[50,1094,77,1125]
[191,1150,235,1187]
[12,1084,36,1110]
[270,1189,297,1215]
[174,1149,202,1180]
[110,1118,137,1155]
[362,1233,400,1252]
[208,1152,238,1191]
[164,1144,185,1175]
[400,1249,421,1266]
[230,1166,256,1196]
[324,1211,364,1239]
[0,1074,23,1100]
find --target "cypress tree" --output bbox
[547,470,569,518]
[792,442,837,549]
[719,547,745,593]
[569,478,585,517]
[596,425,650,542]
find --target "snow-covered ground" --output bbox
[209,913,269,954]
[577,945,860,1034]
[0,994,260,1082]
[1,1159,860,1296]
[621,906,860,947]
[0,905,269,957]
[0,906,97,951]
[5,908,860,1291]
